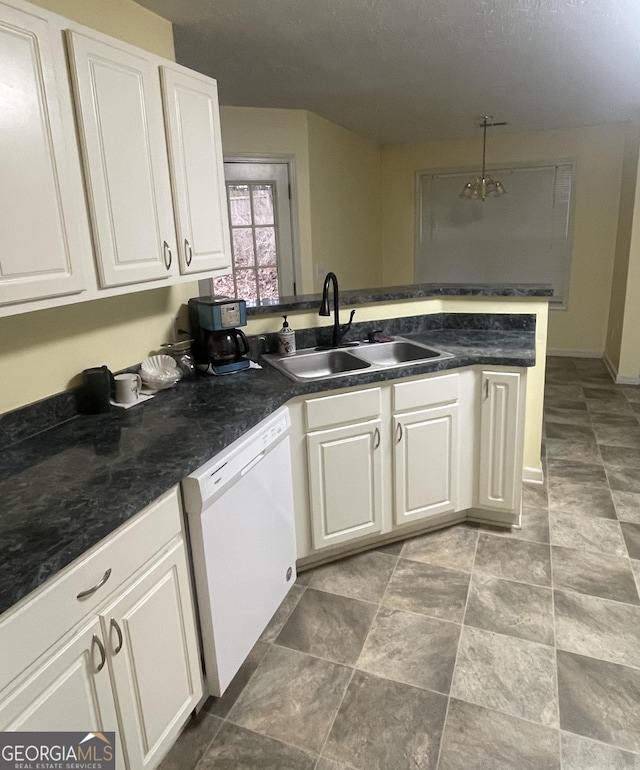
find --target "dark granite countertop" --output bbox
[246,282,553,315]
[0,317,537,616]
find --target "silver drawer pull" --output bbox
[92,634,106,673]
[373,427,380,449]
[110,618,123,655]
[185,238,193,267]
[76,568,112,600]
[396,422,403,443]
[163,240,172,270]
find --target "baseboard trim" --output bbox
[546,348,603,358]
[523,466,544,485]
[603,353,640,385]
[615,374,640,385]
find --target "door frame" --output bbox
[223,154,301,296]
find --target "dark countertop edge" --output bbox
[0,332,536,616]
[246,283,554,315]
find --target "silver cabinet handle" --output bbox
[396,422,403,443]
[484,378,489,399]
[163,240,172,270]
[77,568,112,600]
[92,634,106,673]
[373,427,380,449]
[185,238,193,267]
[110,618,123,655]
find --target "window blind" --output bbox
[415,163,574,305]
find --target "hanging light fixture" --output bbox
[460,116,507,201]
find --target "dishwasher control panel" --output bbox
[182,407,291,511]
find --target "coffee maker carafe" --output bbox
[188,296,251,375]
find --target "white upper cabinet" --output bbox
[66,30,177,288]
[0,2,89,308]
[160,66,232,276]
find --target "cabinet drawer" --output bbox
[305,387,382,431]
[0,487,182,695]
[393,373,459,412]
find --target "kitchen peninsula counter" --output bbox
[246,282,553,315]
[0,311,543,616]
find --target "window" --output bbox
[415,163,575,306]
[214,182,279,301]
[213,161,297,302]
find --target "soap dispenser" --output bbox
[277,315,296,356]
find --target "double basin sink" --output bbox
[263,337,453,383]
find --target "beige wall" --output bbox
[219,107,384,294]
[605,121,640,373]
[0,0,197,414]
[617,157,640,381]
[380,124,625,355]
[28,0,175,58]
[307,112,382,291]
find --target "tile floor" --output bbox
[160,356,640,770]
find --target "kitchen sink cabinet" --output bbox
[307,418,384,549]
[0,487,202,770]
[0,1,90,309]
[391,374,460,526]
[304,388,384,550]
[393,404,459,526]
[292,366,524,563]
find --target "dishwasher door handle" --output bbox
[240,451,266,477]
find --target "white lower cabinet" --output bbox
[393,404,459,525]
[478,370,523,513]
[0,617,124,767]
[99,541,201,770]
[308,418,383,549]
[0,487,202,770]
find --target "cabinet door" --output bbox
[478,371,521,511]
[100,540,202,770]
[308,419,383,549]
[0,3,88,308]
[66,31,177,288]
[393,405,459,525]
[0,617,125,769]
[160,66,232,276]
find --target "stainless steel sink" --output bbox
[267,349,370,381]
[263,337,453,383]
[350,340,445,366]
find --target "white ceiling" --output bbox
[134,0,640,144]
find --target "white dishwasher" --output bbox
[182,406,297,697]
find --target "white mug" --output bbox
[114,373,142,404]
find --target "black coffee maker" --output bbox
[189,296,251,375]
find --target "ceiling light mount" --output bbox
[460,115,507,201]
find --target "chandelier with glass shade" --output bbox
[460,116,507,201]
